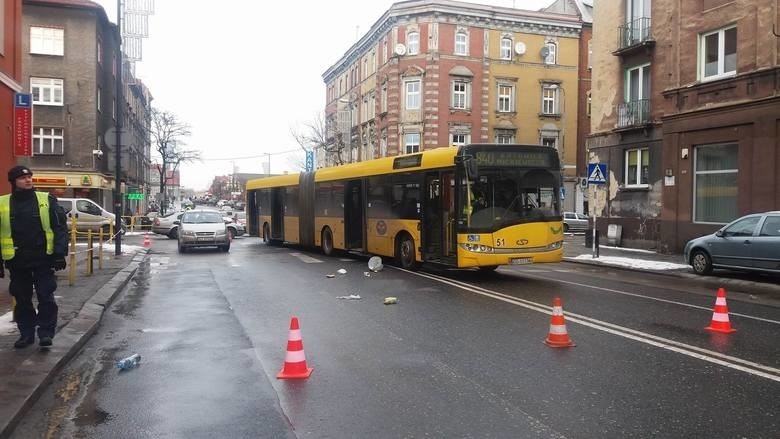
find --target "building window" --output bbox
[381,82,388,113]
[405,79,421,110]
[541,134,558,150]
[586,90,592,116]
[407,32,419,55]
[33,127,64,155]
[451,80,470,109]
[495,129,515,144]
[30,26,64,56]
[544,42,557,65]
[30,77,63,106]
[97,38,102,64]
[112,97,116,120]
[626,64,650,101]
[700,26,736,81]
[455,31,468,55]
[404,133,420,153]
[500,37,512,60]
[380,129,388,157]
[694,143,738,223]
[625,147,649,186]
[97,87,101,112]
[451,133,469,147]
[541,84,559,115]
[497,84,514,112]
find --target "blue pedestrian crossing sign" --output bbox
[587,163,607,185]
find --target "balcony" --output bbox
[617,99,651,129]
[613,18,655,56]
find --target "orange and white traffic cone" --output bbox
[705,288,737,333]
[143,233,151,247]
[544,297,575,348]
[277,316,313,379]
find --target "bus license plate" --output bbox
[509,258,532,265]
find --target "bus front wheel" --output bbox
[396,234,420,270]
[322,228,334,256]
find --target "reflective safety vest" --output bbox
[0,192,54,260]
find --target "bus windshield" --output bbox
[460,167,561,231]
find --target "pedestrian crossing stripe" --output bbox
[588,164,606,183]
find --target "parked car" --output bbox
[684,211,780,275]
[563,211,589,233]
[226,211,246,239]
[57,198,125,234]
[152,210,186,239]
[176,210,230,253]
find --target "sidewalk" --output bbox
[0,245,149,439]
[562,233,780,299]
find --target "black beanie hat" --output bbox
[8,165,33,182]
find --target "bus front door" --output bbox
[423,172,443,261]
[345,180,364,250]
[271,188,284,240]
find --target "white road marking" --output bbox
[403,269,780,383]
[290,252,323,264]
[510,270,780,325]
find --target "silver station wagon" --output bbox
[684,211,780,275]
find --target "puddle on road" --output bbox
[112,259,152,318]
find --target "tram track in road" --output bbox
[397,267,780,383]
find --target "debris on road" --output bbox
[117,353,142,371]
[337,268,347,274]
[364,271,371,277]
[368,256,383,272]
[337,294,362,300]
[383,297,398,305]
[325,274,335,278]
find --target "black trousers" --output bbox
[9,265,58,339]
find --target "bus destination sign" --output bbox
[474,150,552,168]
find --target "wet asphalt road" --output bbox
[10,232,780,438]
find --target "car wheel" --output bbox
[221,244,230,252]
[178,243,186,254]
[691,249,713,275]
[168,227,178,239]
[228,227,236,240]
[321,227,334,256]
[563,223,570,233]
[396,233,420,270]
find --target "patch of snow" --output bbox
[572,255,690,271]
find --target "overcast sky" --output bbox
[94,0,557,191]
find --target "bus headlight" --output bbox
[547,240,563,250]
[459,243,494,253]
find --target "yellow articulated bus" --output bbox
[245,144,564,271]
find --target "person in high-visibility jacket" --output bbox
[1,166,68,348]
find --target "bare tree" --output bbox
[149,108,200,212]
[290,111,346,167]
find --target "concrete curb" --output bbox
[563,256,780,299]
[0,249,149,439]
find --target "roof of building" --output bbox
[24,0,111,26]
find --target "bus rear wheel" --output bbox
[396,233,420,270]
[321,228,334,256]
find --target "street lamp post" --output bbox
[114,0,123,255]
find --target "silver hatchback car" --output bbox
[684,211,780,275]
[176,210,230,253]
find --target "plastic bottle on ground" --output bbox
[117,353,142,370]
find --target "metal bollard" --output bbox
[98,228,103,270]
[86,230,93,275]
[68,224,76,286]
